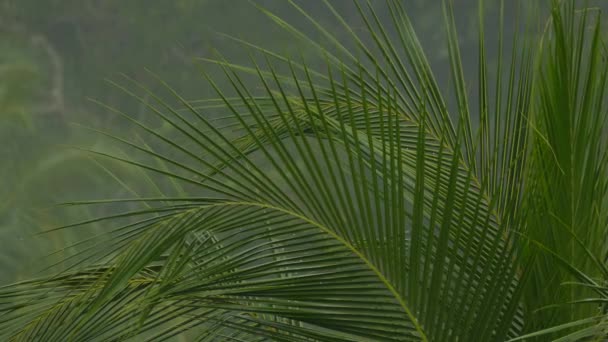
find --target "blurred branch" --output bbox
[1,21,66,118]
[30,35,65,116]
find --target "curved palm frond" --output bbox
[1,0,607,341]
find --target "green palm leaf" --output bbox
[1,0,607,341]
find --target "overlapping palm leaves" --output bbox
[1,0,607,341]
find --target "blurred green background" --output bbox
[0,0,397,284]
[1,0,606,284]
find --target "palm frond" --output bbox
[1,0,607,341]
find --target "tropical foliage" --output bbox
[1,0,608,341]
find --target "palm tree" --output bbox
[1,0,607,340]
